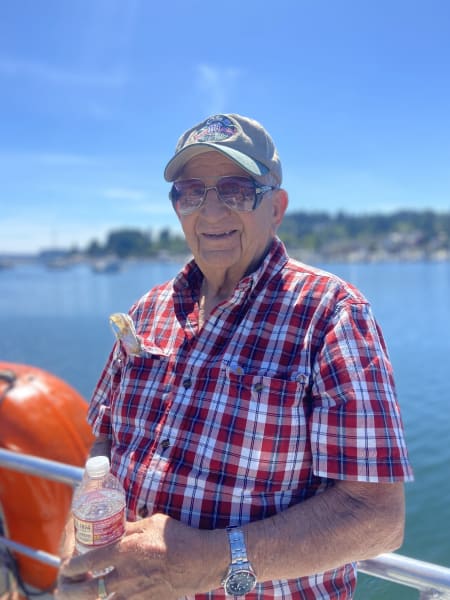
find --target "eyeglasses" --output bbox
[169,176,277,216]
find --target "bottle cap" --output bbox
[85,455,110,478]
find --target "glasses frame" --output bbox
[169,176,277,215]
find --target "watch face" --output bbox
[225,569,257,596]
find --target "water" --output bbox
[1,259,450,598]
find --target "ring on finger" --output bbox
[98,577,108,599]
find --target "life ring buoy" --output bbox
[0,362,94,592]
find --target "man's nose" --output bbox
[200,187,230,215]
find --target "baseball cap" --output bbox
[164,113,282,185]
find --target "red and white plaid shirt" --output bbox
[88,238,413,599]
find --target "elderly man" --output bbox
[57,114,413,599]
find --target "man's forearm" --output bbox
[244,480,405,583]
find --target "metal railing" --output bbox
[1,447,450,599]
[358,553,450,599]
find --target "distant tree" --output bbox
[86,240,104,257]
[105,229,152,258]
[155,228,188,254]
[158,228,171,249]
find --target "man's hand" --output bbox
[55,513,228,600]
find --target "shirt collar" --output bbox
[173,237,289,299]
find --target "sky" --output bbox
[1,0,449,254]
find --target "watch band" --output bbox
[222,526,257,596]
[227,526,250,566]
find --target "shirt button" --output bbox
[138,505,149,518]
[253,382,265,392]
[182,378,192,389]
[161,439,170,450]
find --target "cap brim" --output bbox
[164,143,269,181]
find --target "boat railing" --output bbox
[1,448,450,599]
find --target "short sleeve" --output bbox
[310,300,413,483]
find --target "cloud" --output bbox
[284,165,423,214]
[37,152,100,166]
[0,56,127,88]
[196,64,241,114]
[100,187,174,215]
[102,187,148,202]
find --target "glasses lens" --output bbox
[172,180,205,214]
[217,177,255,211]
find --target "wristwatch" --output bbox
[222,526,257,597]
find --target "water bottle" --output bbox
[72,455,126,575]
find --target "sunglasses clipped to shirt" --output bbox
[169,176,278,216]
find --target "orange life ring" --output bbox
[0,362,94,592]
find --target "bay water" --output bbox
[1,258,449,599]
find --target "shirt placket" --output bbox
[134,283,255,520]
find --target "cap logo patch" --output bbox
[190,115,236,143]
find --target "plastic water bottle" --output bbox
[72,455,126,575]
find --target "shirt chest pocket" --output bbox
[202,370,312,493]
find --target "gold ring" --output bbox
[98,577,108,599]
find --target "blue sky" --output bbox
[1,0,449,253]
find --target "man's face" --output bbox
[174,151,287,280]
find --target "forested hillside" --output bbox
[279,210,450,261]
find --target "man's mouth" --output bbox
[203,230,237,239]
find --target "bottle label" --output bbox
[74,507,125,547]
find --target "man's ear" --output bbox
[272,189,289,229]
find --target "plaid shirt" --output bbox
[88,238,413,599]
